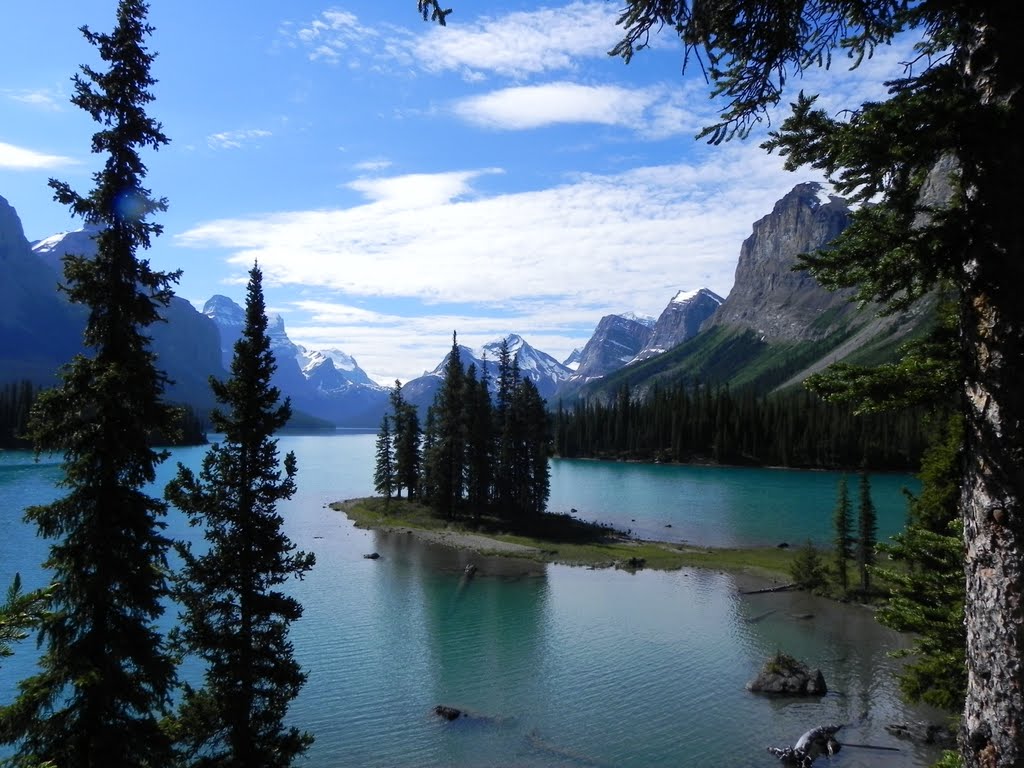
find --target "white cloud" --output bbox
[1,88,63,111]
[286,1,622,79]
[409,1,622,79]
[353,158,393,172]
[0,141,76,170]
[206,129,272,150]
[452,81,705,137]
[177,145,830,382]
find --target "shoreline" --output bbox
[331,497,798,584]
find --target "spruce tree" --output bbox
[0,575,51,666]
[374,414,395,504]
[856,470,878,593]
[0,3,179,764]
[426,332,466,518]
[389,381,421,500]
[166,264,315,767]
[832,476,853,592]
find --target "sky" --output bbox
[0,1,919,385]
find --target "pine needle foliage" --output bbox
[166,265,315,768]
[832,476,853,592]
[0,2,180,764]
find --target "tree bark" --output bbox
[960,6,1024,766]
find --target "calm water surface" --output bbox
[0,433,944,767]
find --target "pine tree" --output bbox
[876,413,966,711]
[0,575,51,666]
[856,470,878,593]
[389,381,421,500]
[374,415,395,504]
[0,3,179,764]
[426,332,466,518]
[166,264,315,767]
[832,476,853,592]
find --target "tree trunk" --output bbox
[960,7,1024,766]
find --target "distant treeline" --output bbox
[553,384,929,471]
[0,379,207,449]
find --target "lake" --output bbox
[1,432,946,767]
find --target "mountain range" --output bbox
[0,182,934,427]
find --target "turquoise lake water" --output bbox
[0,432,945,767]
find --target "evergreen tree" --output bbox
[516,378,551,517]
[426,332,466,517]
[463,362,495,517]
[0,3,180,764]
[166,264,315,767]
[389,381,421,499]
[832,476,853,592]
[374,415,395,504]
[856,470,878,593]
[877,413,966,711]
[0,575,51,666]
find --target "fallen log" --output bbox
[741,582,797,595]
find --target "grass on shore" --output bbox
[331,497,798,578]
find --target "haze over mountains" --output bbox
[0,182,933,427]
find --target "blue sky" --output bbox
[1,1,915,385]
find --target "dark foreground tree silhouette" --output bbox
[0,2,180,765]
[166,264,315,767]
[425,4,1023,764]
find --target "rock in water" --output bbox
[747,652,828,695]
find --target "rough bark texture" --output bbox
[960,6,1024,767]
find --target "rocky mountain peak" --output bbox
[632,288,724,363]
[572,314,654,381]
[202,294,245,329]
[706,182,855,342]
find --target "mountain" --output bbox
[571,314,654,381]
[631,288,724,362]
[703,183,854,340]
[402,334,573,413]
[26,224,225,411]
[562,348,583,371]
[574,182,933,401]
[1,198,224,413]
[0,196,82,383]
[203,295,387,427]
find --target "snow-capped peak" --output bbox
[671,288,723,306]
[619,312,656,327]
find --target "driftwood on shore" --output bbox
[740,582,797,595]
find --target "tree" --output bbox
[0,575,51,666]
[426,332,466,517]
[832,476,853,592]
[790,540,827,592]
[166,264,315,767]
[877,413,966,711]
[389,381,421,499]
[423,3,1024,762]
[856,470,878,592]
[0,3,180,764]
[374,415,396,504]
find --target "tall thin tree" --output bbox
[374,414,395,505]
[0,2,179,764]
[856,470,878,593]
[832,476,853,592]
[166,264,315,767]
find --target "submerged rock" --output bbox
[434,705,462,721]
[747,652,827,696]
[886,721,956,747]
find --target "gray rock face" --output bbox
[708,182,854,342]
[747,652,828,696]
[633,288,724,362]
[572,314,654,380]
